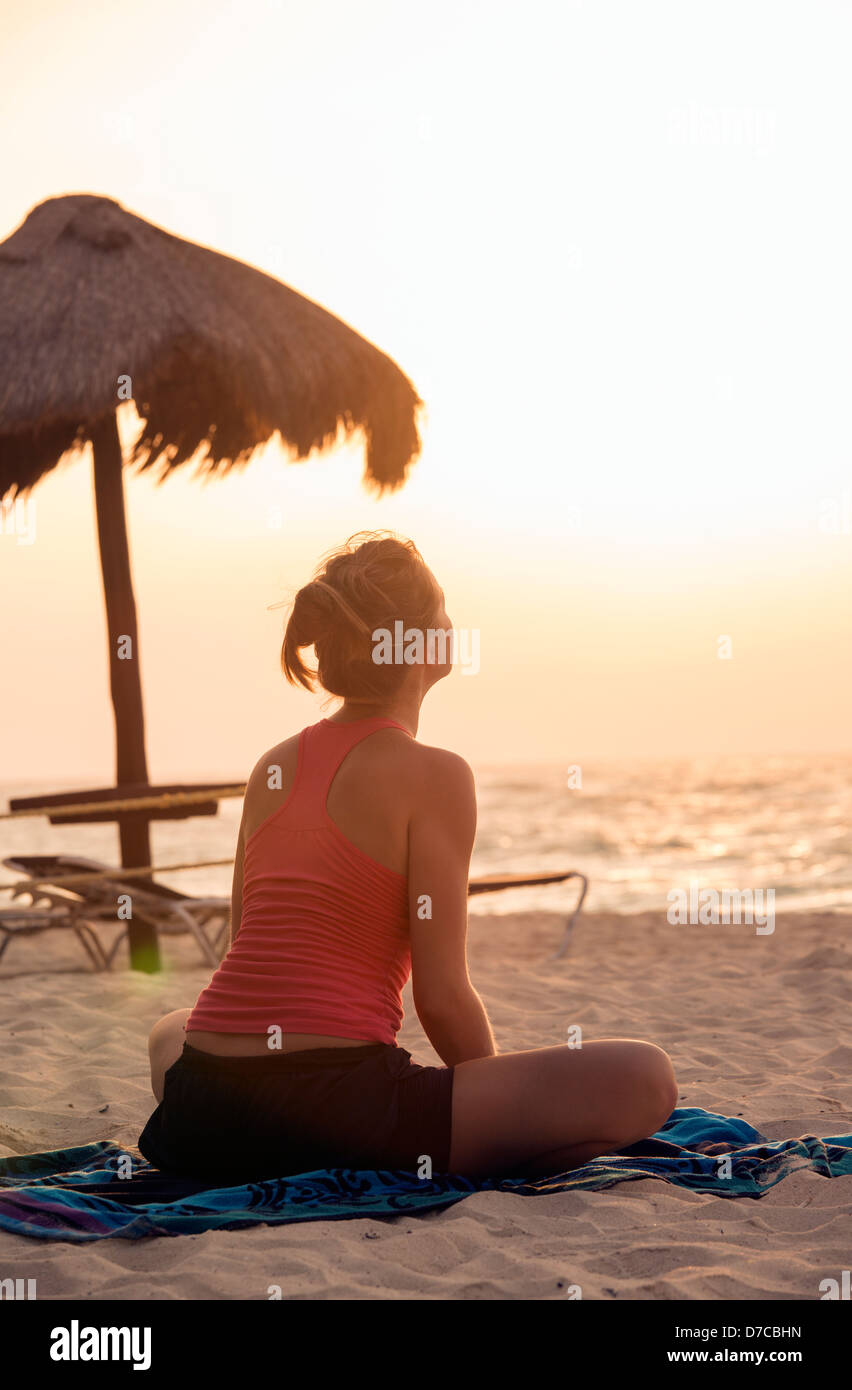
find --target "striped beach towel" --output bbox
[1,1108,850,1242]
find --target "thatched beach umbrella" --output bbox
[0,193,421,970]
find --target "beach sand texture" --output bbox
[1,908,851,1300]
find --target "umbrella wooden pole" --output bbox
[91,411,161,972]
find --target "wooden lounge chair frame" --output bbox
[0,900,110,970]
[469,870,588,958]
[4,856,228,968]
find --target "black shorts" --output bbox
[138,1042,455,1183]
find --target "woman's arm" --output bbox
[408,749,497,1066]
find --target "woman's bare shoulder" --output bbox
[404,739,476,802]
[245,734,301,793]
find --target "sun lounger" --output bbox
[4,856,228,968]
[468,869,588,957]
[0,902,109,969]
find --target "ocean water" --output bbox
[471,754,852,917]
[1,755,850,918]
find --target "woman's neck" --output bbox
[329,691,422,738]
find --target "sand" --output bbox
[1,907,851,1300]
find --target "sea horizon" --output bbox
[4,751,850,918]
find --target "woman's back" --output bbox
[244,717,414,877]
[186,716,418,1049]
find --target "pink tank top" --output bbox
[186,717,412,1045]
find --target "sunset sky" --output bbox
[1,0,851,782]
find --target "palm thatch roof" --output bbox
[0,193,421,498]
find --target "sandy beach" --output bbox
[2,906,850,1301]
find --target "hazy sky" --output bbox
[1,0,851,782]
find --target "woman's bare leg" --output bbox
[148,1008,192,1101]
[449,1039,678,1178]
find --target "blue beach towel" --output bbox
[1,1108,850,1243]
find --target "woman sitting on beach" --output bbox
[139,532,677,1182]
